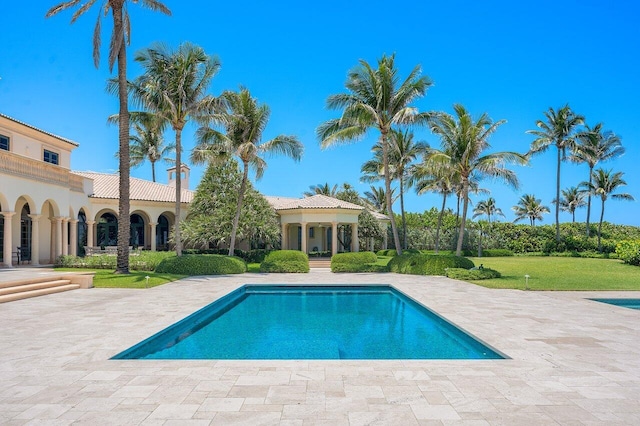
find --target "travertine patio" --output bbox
[1,270,639,425]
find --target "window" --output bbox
[43,149,59,165]
[0,134,9,151]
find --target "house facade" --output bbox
[0,113,387,267]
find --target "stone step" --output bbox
[309,259,332,268]
[0,282,80,303]
[0,280,73,296]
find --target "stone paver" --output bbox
[1,270,640,424]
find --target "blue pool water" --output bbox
[590,298,640,310]
[113,285,504,360]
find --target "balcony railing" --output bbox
[0,149,85,193]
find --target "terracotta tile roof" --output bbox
[0,113,79,146]
[265,194,364,211]
[73,171,194,203]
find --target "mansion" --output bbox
[0,113,388,267]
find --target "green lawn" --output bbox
[55,268,187,288]
[467,256,640,291]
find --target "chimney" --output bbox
[167,164,190,189]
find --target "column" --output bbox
[150,222,157,251]
[62,218,69,256]
[300,222,307,254]
[281,223,288,250]
[352,223,359,252]
[54,217,63,259]
[69,219,78,257]
[331,222,338,256]
[2,212,15,268]
[28,214,41,266]
[86,220,96,247]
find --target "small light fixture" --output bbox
[145,275,150,288]
[524,274,530,290]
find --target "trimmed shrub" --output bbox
[331,251,383,273]
[479,249,514,257]
[445,267,501,280]
[376,249,423,256]
[331,263,388,273]
[260,250,309,273]
[388,254,475,275]
[616,240,640,266]
[155,254,246,275]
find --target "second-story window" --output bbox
[43,149,59,165]
[0,134,9,151]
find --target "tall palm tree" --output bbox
[472,198,505,224]
[361,129,427,249]
[192,88,303,255]
[363,186,397,213]
[46,0,171,273]
[130,42,220,256]
[572,123,625,236]
[317,54,432,255]
[304,183,338,197]
[427,104,527,256]
[582,169,634,252]
[512,194,550,226]
[527,105,584,241]
[557,186,587,223]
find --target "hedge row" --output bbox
[388,254,475,275]
[445,267,501,280]
[182,248,271,263]
[260,250,309,273]
[155,254,246,275]
[56,251,175,271]
[616,240,640,266]
[331,251,382,273]
[376,249,421,257]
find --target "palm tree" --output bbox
[304,183,338,197]
[46,0,171,273]
[317,54,432,255]
[192,88,303,255]
[130,42,220,256]
[527,105,584,241]
[472,197,505,224]
[572,123,625,236]
[363,186,397,213]
[109,112,174,182]
[512,194,550,226]
[582,169,634,252]
[557,186,587,223]
[427,104,527,256]
[361,129,427,249]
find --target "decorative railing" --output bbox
[0,149,85,193]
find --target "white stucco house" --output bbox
[0,113,388,267]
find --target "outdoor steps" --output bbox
[0,278,81,303]
[309,259,332,269]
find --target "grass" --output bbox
[55,268,187,288]
[467,256,640,290]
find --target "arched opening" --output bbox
[97,213,118,247]
[77,210,87,256]
[156,214,170,251]
[20,204,32,262]
[130,214,145,248]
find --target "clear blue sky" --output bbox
[3,1,639,225]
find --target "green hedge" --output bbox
[376,248,421,257]
[616,240,640,266]
[388,254,475,275]
[445,267,501,280]
[479,249,514,257]
[331,251,382,273]
[260,250,309,273]
[155,254,246,275]
[183,248,271,263]
[331,263,388,273]
[55,251,176,271]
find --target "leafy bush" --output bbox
[445,267,501,280]
[616,240,640,266]
[155,254,246,275]
[388,254,475,275]
[376,249,399,256]
[479,249,514,257]
[331,251,382,273]
[331,263,388,273]
[56,254,116,269]
[183,248,272,263]
[308,250,332,258]
[260,250,309,273]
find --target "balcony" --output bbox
[0,149,85,193]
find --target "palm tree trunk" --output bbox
[382,133,402,255]
[114,6,130,274]
[174,128,183,256]
[435,193,446,253]
[229,161,249,256]
[400,177,407,250]
[555,147,561,242]
[598,198,605,253]
[586,166,593,237]
[456,182,469,256]
[151,161,156,182]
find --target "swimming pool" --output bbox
[590,298,640,310]
[113,285,505,360]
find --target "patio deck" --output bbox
[1,270,639,424]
